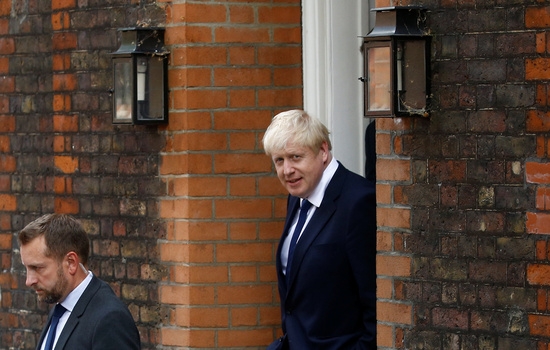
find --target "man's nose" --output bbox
[25,271,36,287]
[283,160,294,175]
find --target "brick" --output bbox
[217,285,272,304]
[527,110,550,132]
[428,160,467,183]
[0,234,10,250]
[168,177,226,197]
[215,27,270,43]
[53,94,71,111]
[377,207,411,229]
[217,243,272,262]
[173,47,226,66]
[0,1,9,16]
[172,132,227,152]
[215,153,271,174]
[528,264,550,286]
[377,255,411,277]
[526,162,550,184]
[172,3,226,23]
[258,6,300,24]
[230,265,257,283]
[159,199,213,219]
[53,115,78,132]
[53,74,77,91]
[377,301,412,324]
[257,87,302,107]
[258,47,302,65]
[52,32,77,50]
[229,176,256,196]
[218,329,273,347]
[52,0,76,10]
[160,154,212,175]
[530,314,550,337]
[231,307,257,326]
[432,307,468,330]
[215,198,272,219]
[536,188,550,210]
[54,156,78,174]
[527,58,550,80]
[175,307,229,327]
[229,89,255,108]
[274,27,301,43]
[229,132,256,150]
[377,158,411,181]
[173,89,226,109]
[526,7,550,28]
[51,11,70,30]
[214,110,272,130]
[0,156,16,172]
[273,67,301,86]
[0,38,14,55]
[229,6,255,24]
[214,68,271,86]
[0,76,14,93]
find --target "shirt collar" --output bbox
[60,267,93,313]
[304,157,338,208]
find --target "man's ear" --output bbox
[320,141,330,162]
[65,251,80,275]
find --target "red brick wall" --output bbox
[158,2,301,347]
[0,0,302,348]
[0,1,163,349]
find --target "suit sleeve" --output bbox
[347,183,377,350]
[91,308,141,350]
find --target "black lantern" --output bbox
[361,6,430,117]
[111,27,169,125]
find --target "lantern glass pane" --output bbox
[136,56,165,122]
[113,58,133,123]
[367,45,391,112]
[398,39,427,113]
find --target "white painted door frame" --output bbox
[302,0,373,175]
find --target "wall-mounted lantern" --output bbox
[361,6,430,117]
[111,27,169,125]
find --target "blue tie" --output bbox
[286,199,312,278]
[44,304,66,350]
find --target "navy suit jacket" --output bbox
[37,276,141,350]
[272,164,376,350]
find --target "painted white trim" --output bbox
[302,0,372,175]
[302,1,331,125]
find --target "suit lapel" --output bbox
[54,276,101,350]
[285,165,347,290]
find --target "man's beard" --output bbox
[39,265,68,304]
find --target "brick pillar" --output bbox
[158,2,302,348]
[0,1,16,345]
[525,6,550,346]
[375,118,414,348]
[51,0,79,214]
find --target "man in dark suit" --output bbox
[263,110,376,349]
[18,214,141,350]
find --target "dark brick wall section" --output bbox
[376,0,550,349]
[0,1,166,349]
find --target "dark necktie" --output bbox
[44,303,66,350]
[286,199,312,277]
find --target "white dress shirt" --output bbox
[281,157,339,274]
